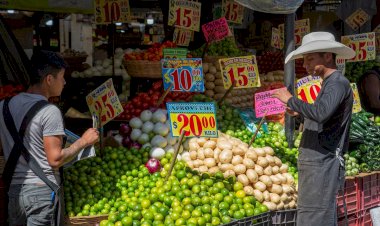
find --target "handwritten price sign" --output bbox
[255,88,287,118]
[219,56,261,89]
[86,79,123,127]
[173,28,193,46]
[168,0,201,32]
[351,83,362,113]
[162,58,204,92]
[202,17,232,43]
[345,8,369,31]
[222,0,244,24]
[95,0,130,24]
[342,32,376,62]
[296,76,322,104]
[167,102,218,137]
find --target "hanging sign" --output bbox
[336,57,346,76]
[351,83,362,113]
[163,48,188,59]
[95,0,130,24]
[278,19,310,48]
[254,88,287,118]
[222,0,244,24]
[161,58,205,92]
[271,27,282,49]
[341,32,376,62]
[173,28,193,46]
[345,8,370,31]
[86,79,123,126]
[167,102,218,137]
[219,56,261,89]
[168,0,201,32]
[202,17,232,43]
[296,76,322,104]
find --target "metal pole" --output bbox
[284,13,296,148]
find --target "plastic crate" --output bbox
[361,173,380,210]
[338,213,359,226]
[337,178,362,218]
[236,212,272,226]
[271,209,297,226]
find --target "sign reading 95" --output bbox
[342,32,376,62]
[167,102,218,137]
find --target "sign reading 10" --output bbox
[169,68,201,91]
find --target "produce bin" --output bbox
[65,215,108,225]
[359,209,373,226]
[360,173,380,210]
[271,209,297,226]
[338,213,359,226]
[337,178,362,218]
[235,212,272,226]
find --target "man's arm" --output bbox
[363,74,380,115]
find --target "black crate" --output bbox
[237,212,272,226]
[271,209,297,226]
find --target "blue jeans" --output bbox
[8,184,54,226]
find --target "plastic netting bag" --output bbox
[235,0,305,14]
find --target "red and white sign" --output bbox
[255,88,287,118]
[168,0,201,32]
[341,32,376,62]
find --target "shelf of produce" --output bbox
[271,209,297,226]
[337,177,362,218]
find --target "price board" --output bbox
[173,28,193,46]
[345,8,370,31]
[222,0,244,24]
[271,27,282,49]
[167,102,218,137]
[294,19,310,46]
[86,79,123,127]
[202,17,232,43]
[296,76,322,104]
[95,0,130,24]
[219,56,261,89]
[254,88,287,118]
[163,48,188,59]
[168,0,201,32]
[351,83,362,113]
[161,58,204,92]
[336,57,346,76]
[341,32,376,62]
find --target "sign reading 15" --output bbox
[227,65,255,86]
[94,91,115,123]
[170,68,201,91]
[174,114,216,136]
[175,8,192,27]
[225,2,239,22]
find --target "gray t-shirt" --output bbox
[0,93,65,185]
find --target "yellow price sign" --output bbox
[168,0,201,32]
[342,32,376,62]
[345,8,369,31]
[86,79,123,127]
[278,19,310,48]
[351,83,362,113]
[296,76,322,104]
[173,28,193,46]
[271,27,282,49]
[219,56,261,89]
[95,0,130,24]
[167,102,218,137]
[222,0,245,24]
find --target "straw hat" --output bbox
[285,32,356,64]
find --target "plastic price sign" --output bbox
[222,0,244,24]
[86,79,123,127]
[95,0,130,24]
[163,48,188,59]
[345,8,369,31]
[351,83,362,113]
[219,56,261,89]
[168,0,201,32]
[254,88,287,118]
[271,27,282,49]
[167,102,218,137]
[296,76,322,104]
[341,32,376,62]
[161,58,204,92]
[202,17,232,43]
[336,57,346,76]
[173,28,193,46]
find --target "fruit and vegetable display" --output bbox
[191,37,245,58]
[375,116,380,126]
[345,60,380,83]
[124,41,179,61]
[180,132,298,211]
[256,51,284,74]
[344,153,360,177]
[0,84,24,100]
[260,71,284,84]
[349,111,380,147]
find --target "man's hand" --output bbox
[272,88,293,104]
[81,128,99,146]
[286,107,299,117]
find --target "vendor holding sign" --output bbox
[272,32,356,226]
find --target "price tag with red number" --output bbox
[278,19,310,47]
[271,27,281,49]
[351,83,362,113]
[168,0,201,32]
[86,79,123,127]
[161,58,204,92]
[95,0,130,24]
[219,56,261,89]
[173,28,193,46]
[167,102,218,137]
[222,0,244,24]
[296,76,322,104]
[345,8,369,31]
[336,57,346,75]
[342,32,376,62]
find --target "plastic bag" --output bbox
[235,0,305,14]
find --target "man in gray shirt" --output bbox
[273,32,355,226]
[0,51,99,226]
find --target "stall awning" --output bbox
[0,0,93,14]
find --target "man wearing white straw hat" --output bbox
[273,32,356,226]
